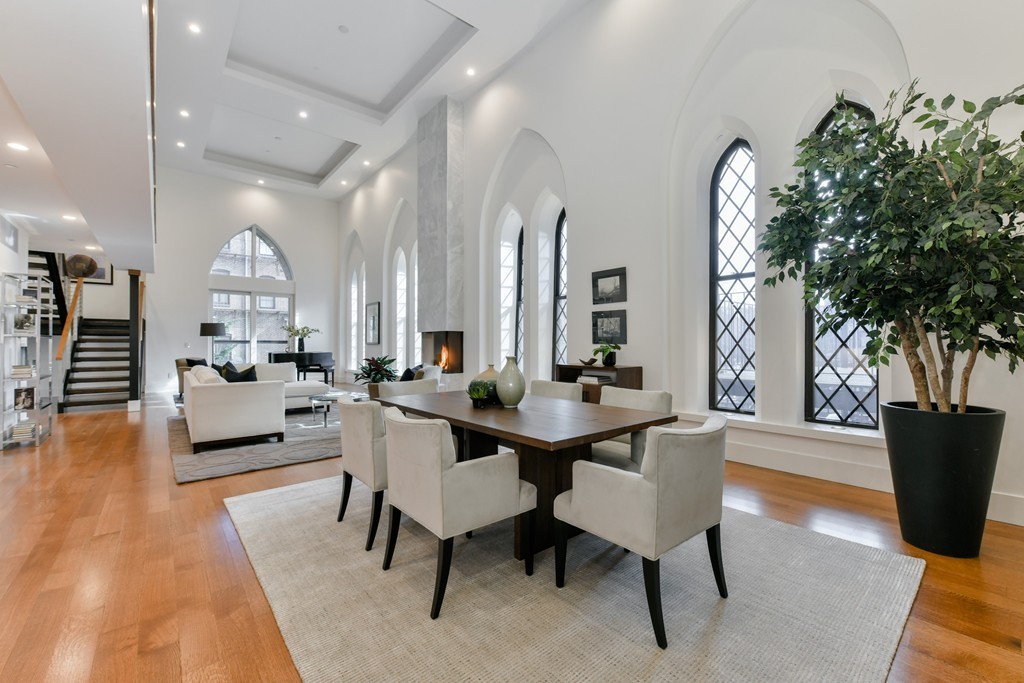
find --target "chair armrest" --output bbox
[442,451,524,537]
[559,460,657,554]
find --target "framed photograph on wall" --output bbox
[592,309,627,345]
[591,267,626,304]
[366,301,380,345]
[84,253,114,285]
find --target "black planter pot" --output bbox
[602,352,616,367]
[881,401,1005,558]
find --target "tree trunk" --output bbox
[895,319,932,410]
[936,329,955,407]
[912,315,948,411]
[958,337,980,414]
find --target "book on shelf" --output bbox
[576,375,613,384]
[11,421,36,439]
[10,364,33,378]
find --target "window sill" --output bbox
[676,410,886,449]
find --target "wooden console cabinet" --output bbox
[554,364,643,404]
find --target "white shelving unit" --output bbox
[1,273,55,449]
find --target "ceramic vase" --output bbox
[470,364,500,405]
[297,337,305,352]
[602,351,616,367]
[496,356,526,408]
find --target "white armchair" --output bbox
[337,396,388,550]
[381,407,538,619]
[530,379,583,401]
[591,386,673,472]
[553,414,728,648]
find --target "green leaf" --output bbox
[963,100,976,113]
[941,94,955,110]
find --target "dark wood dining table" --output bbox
[375,390,678,558]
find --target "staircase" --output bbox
[27,250,68,336]
[62,319,131,411]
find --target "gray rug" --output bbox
[168,410,342,483]
[225,476,925,682]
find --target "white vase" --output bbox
[496,356,525,408]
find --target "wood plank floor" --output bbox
[0,393,1020,681]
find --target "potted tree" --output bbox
[282,325,320,352]
[353,355,398,399]
[759,80,1024,557]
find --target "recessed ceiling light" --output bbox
[3,164,15,169]
[363,160,370,166]
[466,68,476,76]
[6,142,28,152]
[337,24,349,34]
[257,179,265,185]
[188,22,201,34]
[85,245,98,251]
[180,109,190,118]
[176,141,185,148]
[299,111,308,119]
[341,180,348,185]
[62,215,77,221]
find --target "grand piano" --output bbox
[268,351,335,385]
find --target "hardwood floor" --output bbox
[0,393,1020,681]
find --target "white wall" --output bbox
[0,217,29,274]
[334,0,1024,524]
[82,267,131,319]
[147,166,338,394]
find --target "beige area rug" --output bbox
[168,410,342,483]
[225,476,925,682]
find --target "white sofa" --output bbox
[182,362,329,453]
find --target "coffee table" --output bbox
[308,393,346,427]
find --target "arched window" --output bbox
[498,211,523,360]
[208,226,293,364]
[710,140,756,414]
[552,209,568,369]
[515,227,525,364]
[411,243,422,365]
[349,269,360,369]
[394,249,407,371]
[806,105,879,428]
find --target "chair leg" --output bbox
[365,490,384,551]
[465,531,473,539]
[337,472,353,522]
[706,524,728,598]
[521,510,535,576]
[554,518,567,588]
[642,557,668,649]
[382,505,401,571]
[430,537,454,619]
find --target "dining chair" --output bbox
[337,396,388,551]
[591,387,672,472]
[530,379,582,401]
[381,407,537,619]
[376,378,439,398]
[553,414,729,648]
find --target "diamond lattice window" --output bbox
[553,210,568,368]
[710,140,756,414]
[515,227,525,364]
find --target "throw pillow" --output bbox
[211,363,223,376]
[185,358,208,367]
[222,364,257,383]
[399,367,415,382]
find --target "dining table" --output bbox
[375,390,678,558]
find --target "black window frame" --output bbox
[514,227,525,364]
[552,209,568,374]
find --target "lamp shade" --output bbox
[199,322,226,337]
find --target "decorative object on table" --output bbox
[593,343,621,367]
[354,355,397,399]
[592,309,627,345]
[759,79,1024,558]
[591,267,627,304]
[467,384,489,409]
[64,254,98,278]
[365,302,380,345]
[468,363,501,405]
[283,324,321,353]
[578,357,597,366]
[496,356,526,408]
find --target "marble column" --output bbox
[417,96,463,333]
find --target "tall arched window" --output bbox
[710,140,756,414]
[498,212,523,360]
[208,225,293,364]
[394,249,407,371]
[515,227,525,364]
[411,243,421,365]
[552,210,568,370]
[806,105,879,428]
[349,269,360,369]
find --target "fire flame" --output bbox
[439,344,450,371]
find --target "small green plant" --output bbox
[353,356,398,384]
[592,342,621,358]
[282,324,320,339]
[467,384,488,400]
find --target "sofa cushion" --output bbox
[254,362,297,382]
[191,366,224,384]
[185,358,208,367]
[400,367,415,382]
[284,380,331,398]
[223,363,257,383]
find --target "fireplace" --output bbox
[422,331,463,374]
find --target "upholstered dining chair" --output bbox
[591,387,673,472]
[553,414,728,648]
[381,407,538,619]
[375,378,439,398]
[337,396,388,551]
[530,379,583,401]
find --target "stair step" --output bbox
[66,386,129,395]
[67,364,129,372]
[74,355,130,361]
[62,397,129,409]
[76,345,128,351]
[67,375,128,383]
[79,330,129,337]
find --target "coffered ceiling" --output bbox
[0,0,585,271]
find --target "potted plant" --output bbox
[282,325,321,352]
[467,384,489,409]
[593,343,621,367]
[354,355,398,399]
[759,79,1024,557]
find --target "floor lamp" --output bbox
[200,322,226,362]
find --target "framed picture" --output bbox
[365,301,380,345]
[14,387,34,410]
[591,267,626,304]
[84,253,114,285]
[592,309,627,345]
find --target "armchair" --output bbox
[337,396,388,550]
[591,386,672,472]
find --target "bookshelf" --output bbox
[554,363,643,404]
[1,273,55,449]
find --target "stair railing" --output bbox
[55,277,84,410]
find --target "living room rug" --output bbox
[225,476,925,682]
[168,410,342,483]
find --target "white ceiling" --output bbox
[0,0,585,272]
